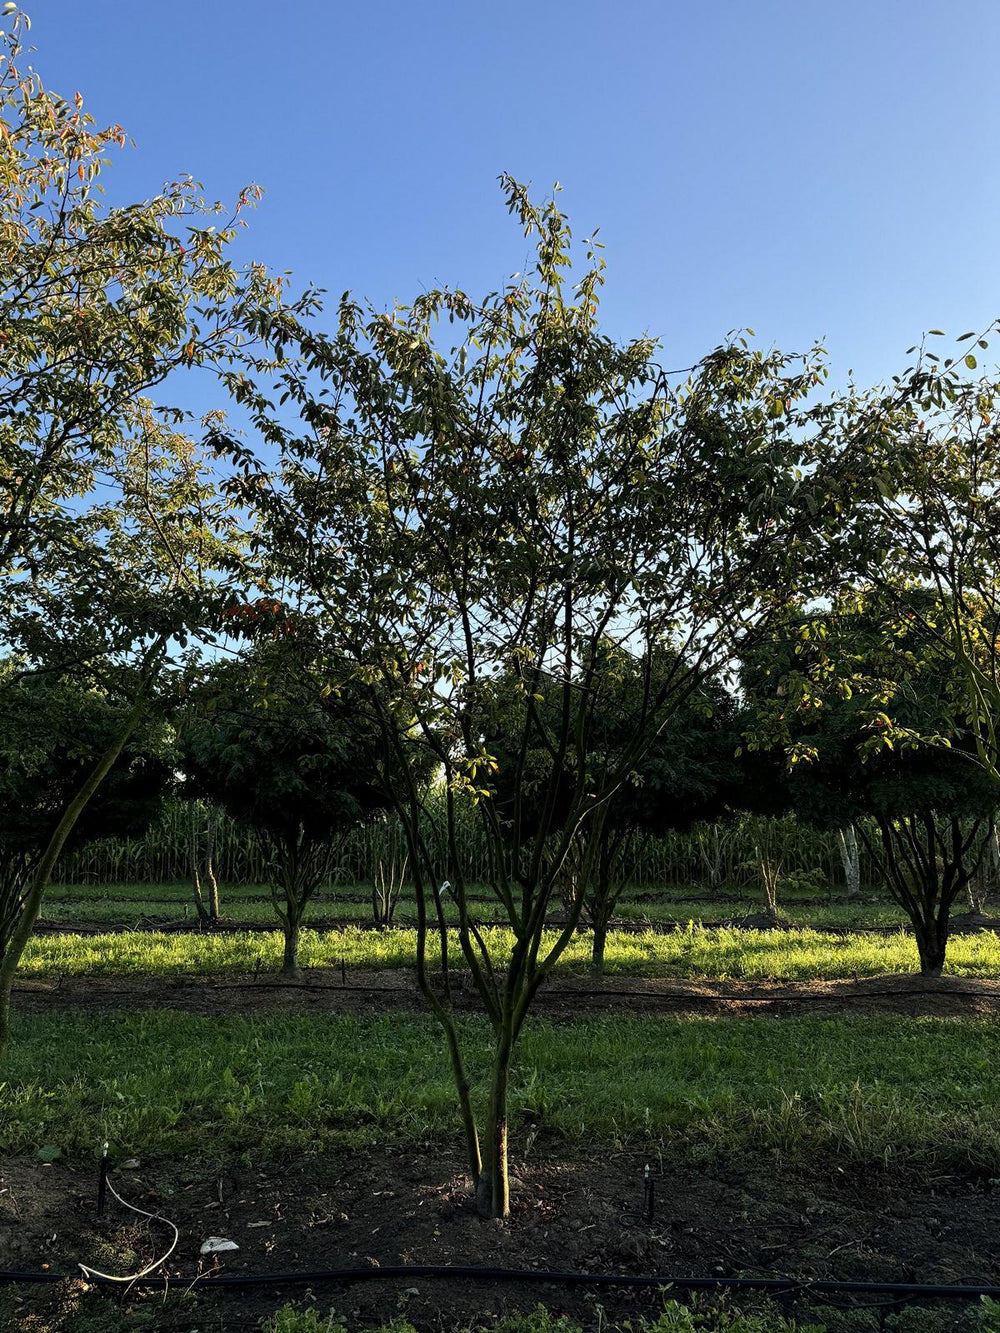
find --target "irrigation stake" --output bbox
[642,1164,656,1223]
[96,1142,109,1218]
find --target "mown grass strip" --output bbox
[38,895,910,933]
[20,923,1000,980]
[3,1011,999,1172]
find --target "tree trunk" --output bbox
[588,829,617,974]
[591,916,609,975]
[205,811,220,923]
[189,806,209,922]
[0,981,10,1059]
[837,825,860,900]
[913,916,949,975]
[282,914,301,977]
[477,1032,512,1218]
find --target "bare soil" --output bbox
[13,969,1000,1021]
[3,1140,1000,1332]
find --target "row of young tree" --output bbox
[7,598,996,978]
[5,8,1000,1215]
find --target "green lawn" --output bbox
[4,1010,1000,1173]
[41,879,915,933]
[20,922,1000,980]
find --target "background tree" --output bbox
[178,642,403,976]
[807,336,1000,795]
[743,595,998,973]
[0,659,172,1050]
[479,652,741,971]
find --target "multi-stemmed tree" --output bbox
[742,595,999,973]
[177,641,404,976]
[223,179,859,1216]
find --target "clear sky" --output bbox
[24,0,1000,392]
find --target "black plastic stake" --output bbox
[96,1143,108,1218]
[341,956,346,985]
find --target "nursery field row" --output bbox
[18,923,1000,981]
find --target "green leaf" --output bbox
[957,331,977,341]
[965,354,978,370]
[36,1145,63,1163]
[928,329,946,336]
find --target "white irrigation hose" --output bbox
[78,1173,179,1284]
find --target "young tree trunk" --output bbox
[592,915,610,975]
[836,825,860,900]
[863,814,983,979]
[477,1027,513,1218]
[587,829,621,974]
[967,872,988,916]
[205,809,220,923]
[699,824,725,897]
[282,910,302,977]
[189,805,209,923]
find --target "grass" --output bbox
[261,1305,830,1333]
[33,1295,998,1333]
[35,895,912,932]
[20,921,1000,980]
[41,880,917,933]
[255,1302,1000,1333]
[4,1009,1000,1173]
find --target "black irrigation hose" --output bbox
[1,1263,999,1302]
[17,980,1000,1004]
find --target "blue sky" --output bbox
[25,0,1000,392]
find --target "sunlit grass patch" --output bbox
[20,922,1000,981]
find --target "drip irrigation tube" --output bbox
[1,1264,999,1301]
[16,980,1000,1004]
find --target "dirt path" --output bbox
[14,969,1000,1020]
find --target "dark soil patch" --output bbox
[3,1141,1000,1332]
[13,969,1000,1021]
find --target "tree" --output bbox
[0,660,172,1048]
[0,415,251,1050]
[229,179,857,1217]
[743,595,998,973]
[178,643,402,976]
[0,8,288,1043]
[810,333,1000,791]
[0,10,280,582]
